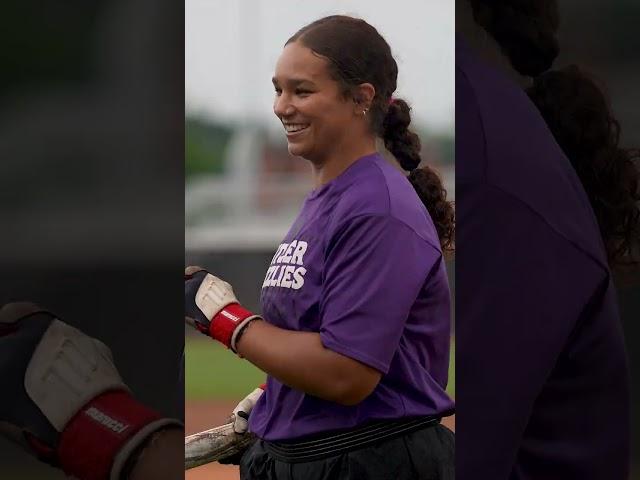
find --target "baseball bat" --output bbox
[185,421,256,470]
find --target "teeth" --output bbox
[284,124,309,133]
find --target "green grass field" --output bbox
[185,337,455,400]
[185,338,266,399]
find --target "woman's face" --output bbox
[272,41,357,162]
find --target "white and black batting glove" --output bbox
[231,385,265,434]
[184,266,262,353]
[217,384,265,466]
[0,302,182,480]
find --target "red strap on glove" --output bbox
[209,303,258,352]
[58,390,162,480]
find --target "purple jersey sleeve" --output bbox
[319,214,439,374]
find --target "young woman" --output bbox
[185,15,455,480]
[456,1,632,478]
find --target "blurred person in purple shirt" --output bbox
[456,1,633,478]
[185,15,455,480]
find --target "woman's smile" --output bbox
[283,122,310,138]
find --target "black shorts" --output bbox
[240,420,454,480]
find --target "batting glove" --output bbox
[0,302,182,480]
[231,384,266,434]
[184,266,262,352]
[217,384,265,465]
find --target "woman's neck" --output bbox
[309,136,377,188]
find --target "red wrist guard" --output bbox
[209,303,260,352]
[58,390,181,480]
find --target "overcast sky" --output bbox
[186,0,454,133]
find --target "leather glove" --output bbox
[230,385,265,434]
[218,384,265,465]
[0,302,182,480]
[184,266,261,352]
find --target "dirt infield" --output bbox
[186,400,456,480]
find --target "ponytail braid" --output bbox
[383,99,455,251]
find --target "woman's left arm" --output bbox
[236,318,381,406]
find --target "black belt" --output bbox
[264,416,442,463]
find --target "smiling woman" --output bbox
[273,15,454,248]
[185,14,455,480]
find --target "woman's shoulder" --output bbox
[330,157,441,250]
[333,156,392,216]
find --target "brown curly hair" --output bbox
[286,15,455,251]
[470,0,640,266]
[527,67,640,265]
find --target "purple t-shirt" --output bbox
[249,152,454,441]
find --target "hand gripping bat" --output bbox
[185,421,256,470]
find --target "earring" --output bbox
[362,108,368,116]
